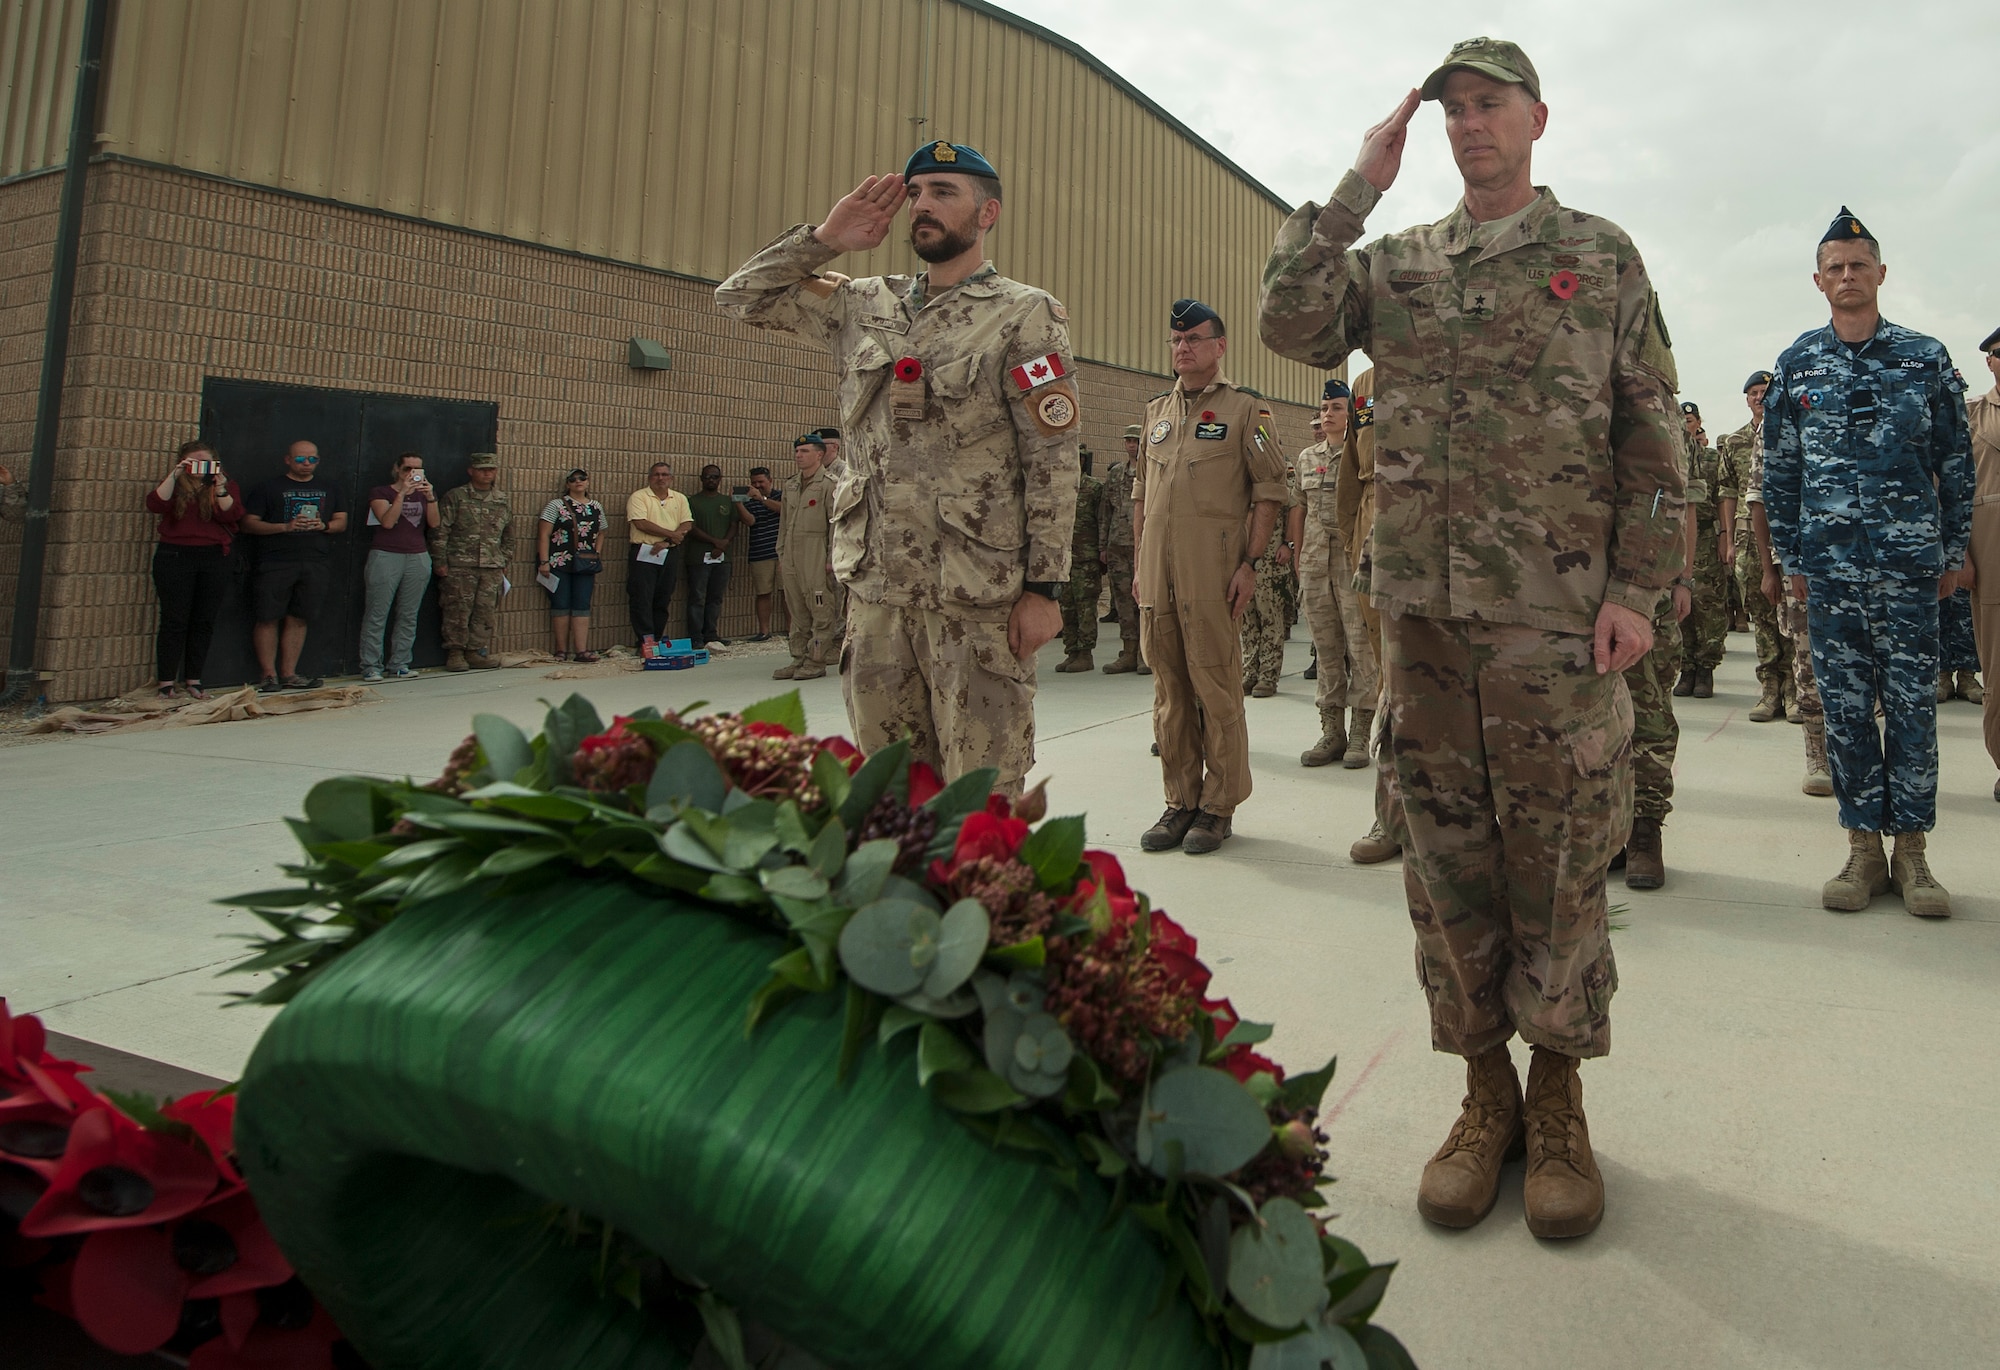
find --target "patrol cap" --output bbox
[1978,326,2000,355]
[1123,424,1143,440]
[1420,37,1541,101]
[1819,205,1876,247]
[468,452,499,470]
[793,433,826,449]
[1322,378,1351,402]
[1743,370,1774,392]
[1171,299,1224,334]
[904,141,999,184]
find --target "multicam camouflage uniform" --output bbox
[1718,418,1792,703]
[715,230,1079,795]
[1098,455,1139,660]
[1261,171,1683,1058]
[1686,434,1731,672]
[436,480,512,658]
[1295,432,1380,733]
[1060,468,1104,657]
[1626,603,1682,822]
[1765,318,1972,833]
[1238,486,1297,694]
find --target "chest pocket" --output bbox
[1509,254,1617,406]
[1379,278,1451,378]
[928,353,1010,448]
[1180,444,1246,521]
[843,336,895,424]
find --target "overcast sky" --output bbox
[993,0,2000,422]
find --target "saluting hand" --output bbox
[814,175,908,254]
[1356,89,1422,194]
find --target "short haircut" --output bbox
[970,174,1003,206]
[748,465,770,478]
[648,462,673,476]
[1816,237,1881,270]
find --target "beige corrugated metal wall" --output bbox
[4,0,1322,402]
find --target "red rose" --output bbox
[907,761,944,807]
[951,809,1030,866]
[984,793,1014,818]
[894,356,924,382]
[818,737,864,774]
[1223,1047,1282,1085]
[745,720,794,739]
[1204,995,1239,1038]
[1148,910,1211,995]
[1549,270,1579,300]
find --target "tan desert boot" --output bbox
[792,661,827,681]
[1822,829,1888,912]
[1522,1046,1604,1239]
[771,662,799,680]
[1349,821,1402,864]
[1055,651,1093,674]
[444,650,469,673]
[1957,670,1984,705]
[1417,1045,1524,1229]
[1300,712,1347,768]
[1801,719,1834,797]
[1342,709,1375,769]
[1623,816,1664,890]
[1101,648,1139,674]
[1890,832,1951,919]
[1748,680,1784,723]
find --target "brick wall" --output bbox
[0,161,1312,703]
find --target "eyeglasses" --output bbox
[1167,332,1219,350]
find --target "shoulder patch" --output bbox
[1635,291,1678,392]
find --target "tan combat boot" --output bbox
[1801,719,1834,797]
[1349,821,1402,864]
[444,650,469,673]
[1102,648,1138,674]
[771,662,798,680]
[1958,670,1985,705]
[1055,651,1093,673]
[1822,829,1889,912]
[792,661,827,681]
[1936,671,1954,703]
[1522,1047,1604,1239]
[1300,713,1348,768]
[467,651,500,670]
[1889,832,1951,919]
[1417,1045,1524,1228]
[1623,816,1664,890]
[1748,680,1784,722]
[1341,709,1374,769]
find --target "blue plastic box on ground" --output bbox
[642,637,709,670]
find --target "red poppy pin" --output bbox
[1548,270,1579,300]
[1201,410,1215,421]
[893,357,923,382]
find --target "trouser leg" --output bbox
[1784,598,1822,720]
[151,545,197,681]
[1107,547,1139,649]
[389,553,432,669]
[908,607,1037,795]
[441,566,473,651]
[360,550,399,670]
[1978,588,2000,770]
[1939,587,1979,672]
[1876,580,1940,833]
[627,553,661,644]
[1299,528,1350,720]
[1738,543,1792,691]
[842,599,941,777]
[466,570,503,656]
[183,550,226,682]
[1807,578,1925,833]
[1622,610,1681,821]
[1691,525,1730,668]
[1163,593,1253,816]
[1143,595,1205,811]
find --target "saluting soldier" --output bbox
[716,141,1080,794]
[1135,299,1289,856]
[1056,447,1104,672]
[1261,38,1685,1240]
[434,452,513,671]
[1765,207,1973,919]
[1098,426,1144,673]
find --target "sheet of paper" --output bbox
[636,541,671,565]
[535,570,559,593]
[501,576,512,596]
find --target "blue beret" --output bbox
[1171,299,1222,333]
[793,434,826,449]
[1820,205,1875,247]
[1743,370,1774,392]
[905,141,999,183]
[1321,378,1351,402]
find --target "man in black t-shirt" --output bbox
[242,439,347,691]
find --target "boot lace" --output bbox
[1435,1067,1515,1160]
[1527,1068,1585,1172]
[1899,851,1938,889]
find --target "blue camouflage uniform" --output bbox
[1763,318,1973,833]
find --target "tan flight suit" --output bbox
[1136,375,1289,817]
[1969,384,2000,770]
[716,229,1080,794]
[778,466,838,669]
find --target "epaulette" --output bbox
[1240,386,1266,399]
[1148,389,1173,401]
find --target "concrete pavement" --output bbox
[3,631,1996,1369]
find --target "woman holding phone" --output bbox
[144,439,242,699]
[360,451,440,681]
[537,469,607,662]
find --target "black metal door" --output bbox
[199,380,498,686]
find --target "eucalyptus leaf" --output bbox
[302,777,386,842]
[660,823,734,875]
[892,984,979,1019]
[810,747,852,813]
[761,865,828,902]
[472,713,534,783]
[836,839,899,906]
[1227,1197,1327,1331]
[1324,1264,1395,1325]
[1249,1325,1367,1370]
[648,740,729,813]
[1018,814,1087,890]
[836,898,935,996]
[1354,1324,1418,1370]
[738,688,807,736]
[807,815,847,879]
[1220,1019,1276,1050]
[916,1020,976,1085]
[722,821,781,872]
[701,873,766,905]
[924,899,990,997]
[1137,1065,1274,1178]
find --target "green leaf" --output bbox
[807,815,848,880]
[927,1067,1027,1114]
[744,974,805,1035]
[693,1290,752,1370]
[761,865,830,901]
[837,898,934,996]
[539,695,604,787]
[396,847,483,908]
[302,777,387,841]
[1228,1197,1327,1331]
[986,936,1046,970]
[648,740,728,813]
[660,823,733,875]
[837,738,909,830]
[473,845,563,878]
[924,766,999,821]
[1064,1053,1121,1110]
[1018,814,1087,890]
[102,1090,197,1140]
[836,839,900,907]
[925,899,990,998]
[1355,1324,1418,1370]
[1163,1203,1219,1313]
[837,981,882,1084]
[619,717,695,752]
[1076,1133,1128,1177]
[878,1004,926,1046]
[738,689,807,735]
[916,1020,976,1085]
[699,873,765,905]
[480,791,595,823]
[1250,1325,1368,1370]
[1278,1055,1339,1113]
[721,818,781,871]
[1137,1065,1274,1178]
[1325,1263,1396,1325]
[415,811,559,841]
[624,852,710,894]
[775,801,813,855]
[769,946,834,994]
[810,747,852,814]
[472,713,534,783]
[212,887,324,910]
[1220,1019,1276,1050]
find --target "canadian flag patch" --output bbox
[1009,353,1067,391]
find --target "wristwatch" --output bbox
[1022,580,1063,600]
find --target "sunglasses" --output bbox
[289,455,320,464]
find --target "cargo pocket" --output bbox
[1582,947,1618,1019]
[1563,680,1634,874]
[936,492,1025,610]
[828,474,870,582]
[966,617,1033,686]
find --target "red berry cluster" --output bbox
[425,734,483,795]
[1042,918,1200,1091]
[572,730,658,795]
[1235,1103,1329,1209]
[679,715,827,808]
[933,854,1058,946]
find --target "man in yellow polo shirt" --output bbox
[626,462,693,647]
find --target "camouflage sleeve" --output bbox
[712,224,851,347]
[1257,170,1380,367]
[1602,267,1687,617]
[1003,294,1081,584]
[1712,436,1742,502]
[1762,364,1803,573]
[1935,354,1974,569]
[1248,406,1289,506]
[436,488,458,546]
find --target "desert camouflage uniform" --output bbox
[1765,318,1972,833]
[435,484,512,657]
[1261,171,1683,1058]
[1719,418,1792,699]
[1099,457,1139,656]
[1295,434,1380,729]
[1686,434,1731,671]
[716,228,1079,795]
[778,466,838,669]
[1061,468,1104,655]
[1238,480,1298,693]
[1969,383,2000,770]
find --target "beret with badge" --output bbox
[794,434,826,450]
[1743,370,1774,392]
[904,141,1000,184]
